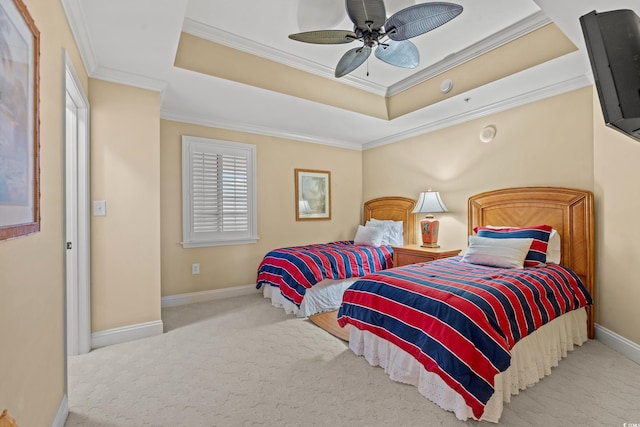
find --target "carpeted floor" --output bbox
[65,292,640,426]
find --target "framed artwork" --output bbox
[295,169,331,221]
[0,0,40,241]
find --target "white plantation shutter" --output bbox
[191,152,248,232]
[182,136,257,247]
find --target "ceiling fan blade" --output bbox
[335,46,372,77]
[385,2,463,41]
[346,0,386,30]
[289,30,358,44]
[374,39,419,68]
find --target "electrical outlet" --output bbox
[191,263,200,275]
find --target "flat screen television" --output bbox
[579,9,640,141]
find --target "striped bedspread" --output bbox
[337,257,592,419]
[256,241,393,306]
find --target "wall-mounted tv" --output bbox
[579,9,640,141]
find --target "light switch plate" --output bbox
[93,200,106,216]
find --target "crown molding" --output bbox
[182,18,388,96]
[60,0,98,75]
[61,0,167,92]
[160,108,363,151]
[62,2,582,153]
[91,66,167,92]
[162,73,590,153]
[386,11,552,96]
[363,74,591,150]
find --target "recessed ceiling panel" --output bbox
[184,0,542,87]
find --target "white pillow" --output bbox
[484,225,561,264]
[461,235,533,269]
[363,221,391,245]
[354,225,385,246]
[366,218,404,246]
[547,229,561,264]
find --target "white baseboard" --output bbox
[91,320,164,349]
[161,284,259,308]
[89,285,257,349]
[51,394,68,427]
[595,323,640,365]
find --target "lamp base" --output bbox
[419,216,440,248]
[420,243,440,248]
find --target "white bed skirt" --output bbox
[262,279,357,318]
[348,308,589,423]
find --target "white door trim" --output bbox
[64,50,91,356]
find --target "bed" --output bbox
[337,186,595,423]
[256,196,417,318]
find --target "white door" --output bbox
[65,54,91,356]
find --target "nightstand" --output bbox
[392,245,461,267]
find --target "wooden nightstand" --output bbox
[392,245,461,267]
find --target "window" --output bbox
[181,136,257,247]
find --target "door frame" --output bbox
[64,50,91,356]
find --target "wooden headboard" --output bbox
[468,186,595,338]
[363,197,417,245]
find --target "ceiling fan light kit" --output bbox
[288,1,463,78]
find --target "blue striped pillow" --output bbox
[474,225,553,267]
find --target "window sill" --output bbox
[181,237,259,248]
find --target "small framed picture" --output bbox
[295,169,331,221]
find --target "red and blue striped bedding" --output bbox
[337,256,592,419]
[256,241,393,306]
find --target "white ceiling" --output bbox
[60,0,639,150]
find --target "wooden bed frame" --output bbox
[469,186,595,338]
[311,187,595,341]
[308,196,416,340]
[363,196,417,245]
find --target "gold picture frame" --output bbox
[0,0,40,240]
[295,169,331,221]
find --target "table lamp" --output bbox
[412,190,448,248]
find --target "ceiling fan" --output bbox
[288,1,463,78]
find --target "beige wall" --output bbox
[160,120,363,296]
[89,80,162,331]
[0,0,87,425]
[364,87,595,260]
[0,4,637,426]
[593,89,640,344]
